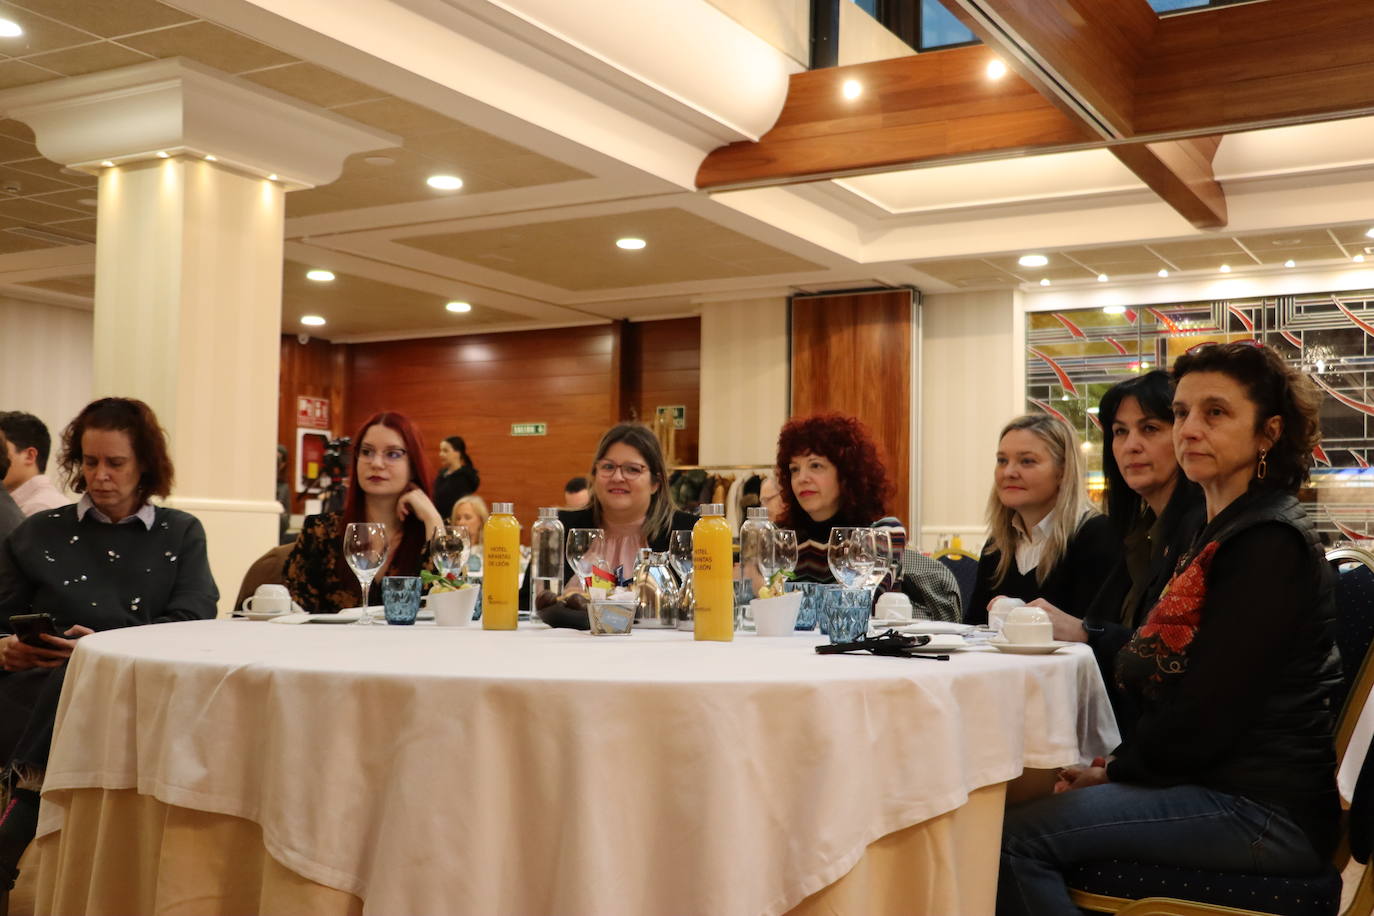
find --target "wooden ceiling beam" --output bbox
[696,48,1094,190]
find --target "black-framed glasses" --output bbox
[594,460,648,480]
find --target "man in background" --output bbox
[0,412,69,516]
[759,476,784,524]
[0,431,25,542]
[563,476,590,510]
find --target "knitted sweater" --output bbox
[790,510,905,590]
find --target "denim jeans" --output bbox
[997,782,1325,916]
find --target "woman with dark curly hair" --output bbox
[0,397,218,897]
[997,342,1340,915]
[965,413,1119,625]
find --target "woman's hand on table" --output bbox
[1026,599,1088,643]
[1,624,94,671]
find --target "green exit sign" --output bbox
[511,422,547,437]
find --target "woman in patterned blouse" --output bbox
[284,411,444,613]
[997,342,1339,915]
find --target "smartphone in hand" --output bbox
[8,613,61,648]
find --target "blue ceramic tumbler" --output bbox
[382,576,422,625]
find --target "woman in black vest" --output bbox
[997,342,1340,915]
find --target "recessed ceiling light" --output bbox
[1356,255,1367,263]
[267,174,278,181]
[156,151,169,159]
[306,269,335,282]
[1103,305,1125,315]
[1039,278,1050,287]
[301,315,326,326]
[100,160,114,168]
[446,301,472,313]
[205,154,217,162]
[1018,254,1048,267]
[1219,264,1231,273]
[1365,228,1374,239]
[426,174,463,190]
[616,237,646,250]
[841,79,862,100]
[0,19,23,37]
[1157,269,1169,278]
[1285,259,1296,268]
[986,59,1007,80]
[1097,274,1109,283]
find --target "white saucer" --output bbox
[244,610,290,621]
[870,617,922,628]
[989,640,1071,655]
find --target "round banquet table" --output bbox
[27,620,1118,915]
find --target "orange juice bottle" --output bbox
[482,502,520,630]
[692,503,734,642]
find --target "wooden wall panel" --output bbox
[790,291,912,525]
[278,335,348,513]
[625,317,700,466]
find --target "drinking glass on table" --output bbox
[669,530,693,582]
[343,522,387,624]
[430,525,471,582]
[866,528,892,587]
[774,529,798,581]
[566,528,606,589]
[826,527,876,588]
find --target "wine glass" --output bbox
[826,527,875,588]
[867,528,892,588]
[343,522,387,624]
[566,528,606,589]
[774,529,798,581]
[669,530,693,581]
[430,526,471,582]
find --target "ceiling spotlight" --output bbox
[1285,259,1296,268]
[1219,264,1231,273]
[1103,305,1126,315]
[1018,254,1048,267]
[446,301,472,313]
[986,59,1007,80]
[1365,228,1374,239]
[1097,274,1109,283]
[1157,269,1169,278]
[841,79,862,100]
[300,315,326,326]
[1039,278,1051,287]
[156,151,169,159]
[205,154,217,162]
[616,237,647,250]
[306,269,335,282]
[427,174,463,191]
[267,174,278,181]
[1357,255,1367,263]
[0,19,23,37]
[100,160,114,168]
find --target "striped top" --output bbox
[790,511,906,591]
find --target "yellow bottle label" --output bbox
[692,515,734,642]
[482,513,521,630]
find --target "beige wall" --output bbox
[705,0,808,67]
[918,289,1024,551]
[839,1,915,65]
[698,297,790,467]
[0,297,93,461]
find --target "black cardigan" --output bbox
[964,512,1121,625]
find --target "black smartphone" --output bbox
[8,613,60,648]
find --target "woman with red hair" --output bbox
[284,411,444,613]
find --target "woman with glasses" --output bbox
[559,423,696,585]
[997,343,1339,915]
[284,411,444,613]
[965,413,1119,625]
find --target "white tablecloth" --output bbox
[40,621,1118,915]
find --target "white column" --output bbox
[698,297,790,466]
[0,59,398,613]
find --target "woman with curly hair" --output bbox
[965,413,1119,625]
[775,414,959,618]
[997,342,1339,914]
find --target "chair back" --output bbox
[1328,545,1374,741]
[934,551,978,615]
[234,543,295,611]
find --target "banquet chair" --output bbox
[933,547,979,613]
[1065,554,1374,916]
[233,543,295,610]
[1328,547,1374,715]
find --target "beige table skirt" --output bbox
[15,782,1006,916]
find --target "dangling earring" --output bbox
[1257,449,1268,480]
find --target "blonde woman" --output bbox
[451,494,489,576]
[964,413,1120,626]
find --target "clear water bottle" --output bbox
[736,507,776,630]
[528,507,564,620]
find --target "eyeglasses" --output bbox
[358,445,408,464]
[595,460,648,480]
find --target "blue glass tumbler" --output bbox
[382,576,422,625]
[821,587,871,644]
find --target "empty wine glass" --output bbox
[867,528,892,588]
[566,528,606,589]
[827,527,876,588]
[430,526,471,582]
[774,529,798,580]
[669,530,693,580]
[343,522,387,624]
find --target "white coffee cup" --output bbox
[426,587,479,627]
[874,592,914,620]
[1001,606,1052,644]
[242,584,291,616]
[988,596,1025,632]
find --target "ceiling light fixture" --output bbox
[616,237,646,250]
[1355,254,1367,263]
[205,154,217,162]
[426,174,463,190]
[0,19,23,37]
[841,79,862,100]
[100,160,114,168]
[267,174,278,181]
[446,301,472,313]
[986,59,1007,80]
[156,151,169,158]
[1285,259,1296,268]
[1103,305,1126,315]
[306,269,335,282]
[1157,269,1169,278]
[1018,254,1048,267]
[1097,274,1109,283]
[1039,278,1050,287]
[1366,228,1374,239]
[300,315,326,326]
[1219,264,1232,273]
